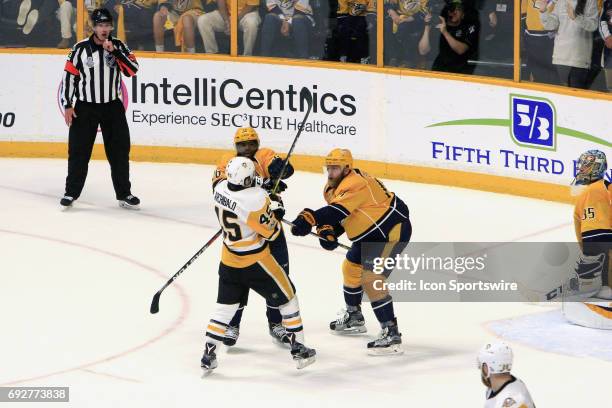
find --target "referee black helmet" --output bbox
[91,8,113,26]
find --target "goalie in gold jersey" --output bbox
[571,149,612,300]
[212,127,295,347]
[290,148,412,355]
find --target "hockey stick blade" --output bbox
[150,291,162,314]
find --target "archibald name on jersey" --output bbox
[286,118,357,135]
[214,191,237,211]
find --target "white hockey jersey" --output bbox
[213,180,280,268]
[484,376,535,408]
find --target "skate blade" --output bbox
[118,201,140,210]
[294,355,316,369]
[201,362,218,377]
[330,326,367,335]
[367,344,404,356]
[60,205,72,212]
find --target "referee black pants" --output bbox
[65,99,132,200]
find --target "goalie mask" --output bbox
[572,150,608,186]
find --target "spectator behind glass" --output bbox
[153,0,205,52]
[260,0,314,59]
[426,0,479,74]
[521,0,559,85]
[0,0,76,47]
[538,0,599,89]
[333,0,376,64]
[478,0,513,78]
[384,0,431,68]
[602,0,612,91]
[196,0,260,55]
[108,0,157,51]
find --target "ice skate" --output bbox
[367,321,403,356]
[201,342,218,374]
[329,306,366,335]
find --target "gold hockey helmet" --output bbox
[234,127,259,144]
[325,148,353,169]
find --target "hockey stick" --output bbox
[150,88,314,314]
[272,87,313,192]
[281,219,351,251]
[150,229,222,314]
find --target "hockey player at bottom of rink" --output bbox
[290,148,412,355]
[477,342,535,408]
[201,157,315,372]
[212,126,296,347]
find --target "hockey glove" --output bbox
[254,176,288,193]
[267,157,286,179]
[269,194,285,220]
[317,225,339,251]
[291,209,316,236]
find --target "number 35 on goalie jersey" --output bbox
[213,180,281,268]
[573,179,612,243]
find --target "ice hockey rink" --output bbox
[1,158,610,407]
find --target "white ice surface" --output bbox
[0,158,609,407]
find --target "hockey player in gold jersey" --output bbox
[290,148,412,355]
[201,157,315,372]
[212,127,295,346]
[572,149,612,300]
[477,342,535,408]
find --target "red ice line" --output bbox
[0,228,190,386]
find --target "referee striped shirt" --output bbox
[61,35,139,108]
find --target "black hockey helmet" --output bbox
[91,8,113,26]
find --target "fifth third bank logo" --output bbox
[510,94,556,151]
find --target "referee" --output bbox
[60,8,140,210]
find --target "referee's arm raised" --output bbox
[111,40,139,77]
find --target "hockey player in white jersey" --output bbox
[201,157,316,372]
[477,342,535,408]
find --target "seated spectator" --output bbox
[259,0,314,59]
[334,0,376,63]
[153,0,205,52]
[598,0,612,91]
[0,0,75,47]
[56,0,76,48]
[422,0,479,74]
[196,0,260,55]
[108,0,157,50]
[538,0,598,89]
[384,0,430,67]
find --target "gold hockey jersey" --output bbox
[323,168,395,240]
[573,179,612,243]
[213,148,281,188]
[337,0,375,16]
